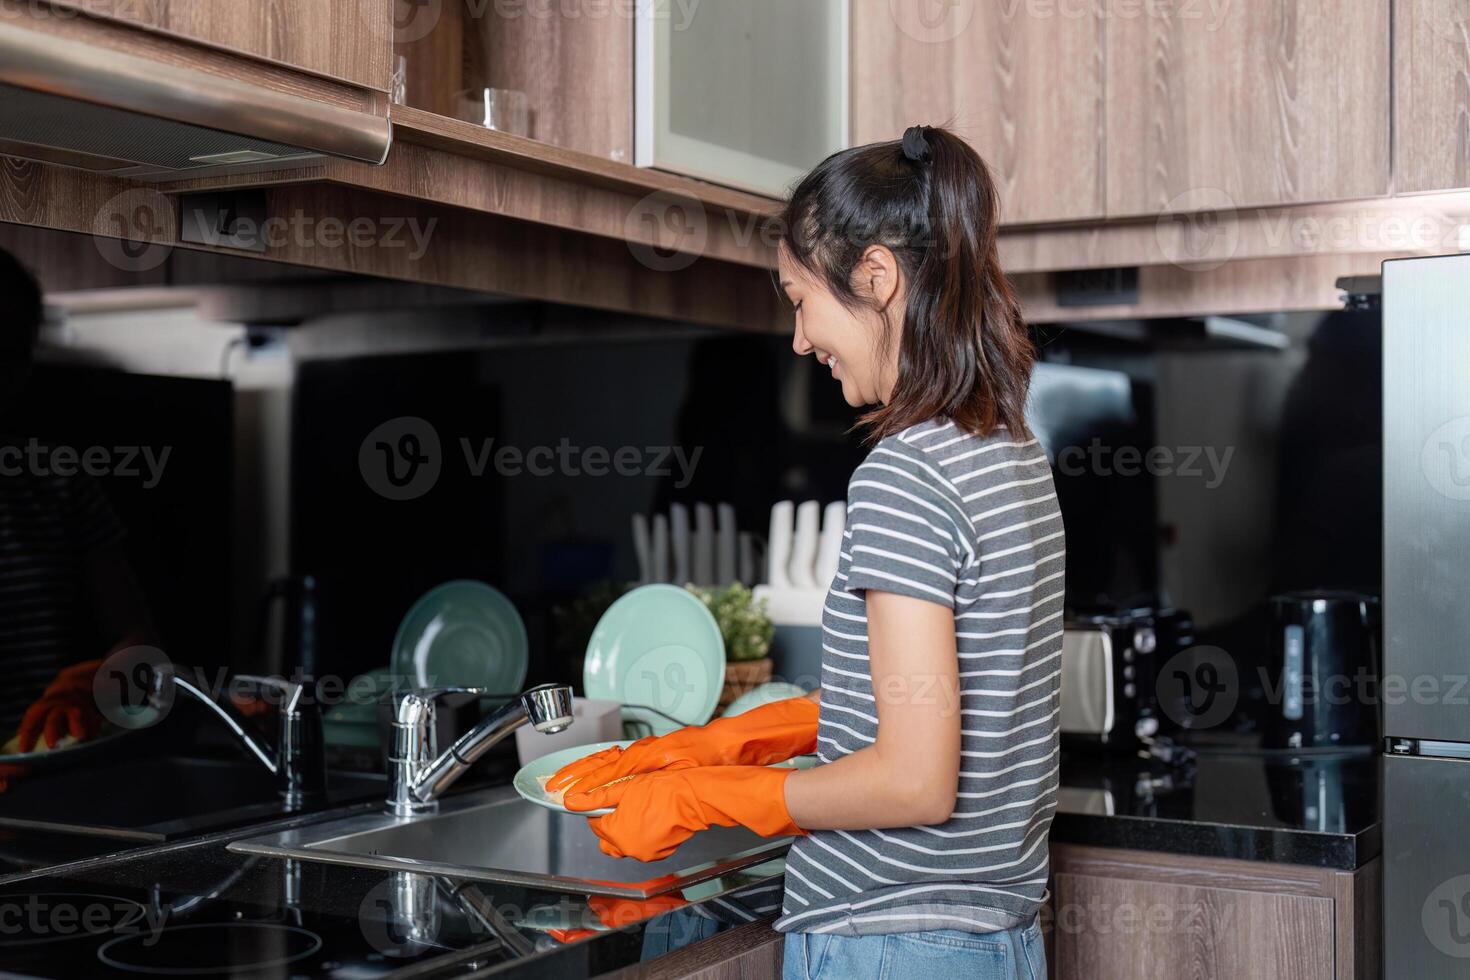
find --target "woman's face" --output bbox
[779,245,901,408]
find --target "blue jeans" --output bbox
[782,915,1045,980]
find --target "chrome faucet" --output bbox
[165,670,326,806]
[388,683,573,816]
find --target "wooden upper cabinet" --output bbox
[1105,0,1390,217]
[852,2,1106,225]
[1395,0,1470,193]
[43,0,395,91]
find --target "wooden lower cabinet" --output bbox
[1048,845,1380,980]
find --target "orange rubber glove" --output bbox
[15,659,104,752]
[544,893,690,944]
[0,763,28,794]
[547,695,817,796]
[565,765,805,863]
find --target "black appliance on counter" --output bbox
[1263,590,1380,750]
[1060,606,1194,752]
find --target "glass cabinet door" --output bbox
[636,0,849,197]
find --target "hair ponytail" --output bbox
[779,125,1034,442]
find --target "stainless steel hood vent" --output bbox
[0,20,392,179]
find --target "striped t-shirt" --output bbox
[773,417,1064,937]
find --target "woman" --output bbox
[552,125,1063,979]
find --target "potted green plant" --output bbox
[686,583,775,710]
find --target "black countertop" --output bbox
[0,739,1380,978]
[1051,737,1380,871]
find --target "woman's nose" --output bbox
[792,322,813,356]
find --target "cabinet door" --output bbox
[636,0,847,196]
[43,0,394,90]
[1395,0,1470,192]
[1106,0,1389,217]
[1052,871,1335,980]
[851,3,1105,224]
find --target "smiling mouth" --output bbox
[822,353,840,378]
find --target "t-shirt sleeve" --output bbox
[839,443,965,610]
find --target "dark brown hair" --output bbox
[780,125,1034,443]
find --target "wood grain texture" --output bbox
[319,130,777,270]
[463,0,634,161]
[950,1,1105,224]
[0,156,786,331]
[850,1,957,145]
[998,193,1470,274]
[1105,0,1390,217]
[1394,0,1470,192]
[851,0,1105,224]
[1052,871,1335,980]
[603,918,783,980]
[1011,251,1411,323]
[155,106,780,270]
[394,0,465,117]
[5,1,384,114]
[42,0,394,90]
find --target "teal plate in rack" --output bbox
[391,580,529,694]
[583,584,725,738]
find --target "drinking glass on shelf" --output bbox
[390,55,408,106]
[453,88,530,137]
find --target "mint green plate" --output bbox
[583,585,725,738]
[391,581,528,694]
[515,739,818,816]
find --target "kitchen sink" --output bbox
[0,757,385,841]
[230,784,793,898]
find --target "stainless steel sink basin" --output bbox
[230,784,793,898]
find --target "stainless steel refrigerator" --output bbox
[1383,252,1470,977]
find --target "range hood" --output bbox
[0,20,392,179]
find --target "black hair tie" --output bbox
[901,125,932,164]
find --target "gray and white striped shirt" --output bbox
[773,417,1064,937]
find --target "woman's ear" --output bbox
[856,245,901,311]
